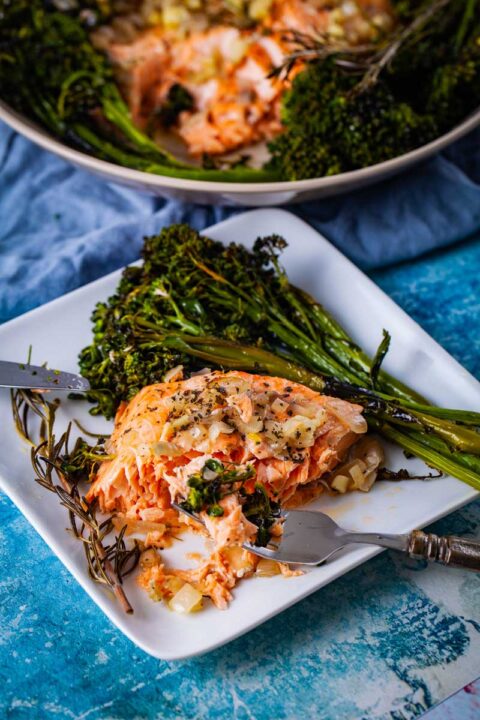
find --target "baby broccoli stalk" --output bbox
[132,325,480,490]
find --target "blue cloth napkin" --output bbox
[1,118,480,324]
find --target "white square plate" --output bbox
[0,209,478,660]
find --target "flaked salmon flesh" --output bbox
[99,0,394,157]
[88,370,368,548]
[87,370,381,608]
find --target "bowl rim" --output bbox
[1,100,479,194]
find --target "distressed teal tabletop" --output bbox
[1,235,479,720]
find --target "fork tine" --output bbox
[172,502,323,565]
[241,543,279,559]
[172,500,205,526]
[173,502,287,560]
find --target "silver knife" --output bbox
[0,360,90,391]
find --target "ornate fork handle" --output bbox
[407,530,480,571]
[341,529,480,572]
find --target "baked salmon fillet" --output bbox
[87,370,384,608]
[88,370,374,541]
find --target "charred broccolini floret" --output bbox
[268,0,480,180]
[267,62,438,180]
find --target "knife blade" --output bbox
[0,360,90,391]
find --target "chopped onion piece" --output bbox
[349,462,366,489]
[351,437,385,489]
[234,415,264,435]
[152,440,183,457]
[249,0,273,21]
[291,402,326,421]
[229,37,248,63]
[271,397,289,415]
[331,475,351,494]
[360,471,377,492]
[256,558,281,577]
[169,583,203,613]
[347,415,368,434]
[217,378,250,395]
[209,421,235,442]
[190,367,212,377]
[172,414,192,429]
[202,467,218,481]
[342,1,357,16]
[164,365,184,382]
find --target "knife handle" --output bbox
[407,529,480,571]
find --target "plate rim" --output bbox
[1,101,479,194]
[0,208,478,660]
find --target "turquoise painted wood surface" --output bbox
[1,235,479,720]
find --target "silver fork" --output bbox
[173,503,480,571]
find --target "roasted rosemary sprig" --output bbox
[11,388,139,613]
[271,0,456,90]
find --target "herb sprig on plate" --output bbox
[11,388,140,612]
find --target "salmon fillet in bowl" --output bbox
[93,0,391,160]
[2,0,480,204]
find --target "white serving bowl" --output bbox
[1,100,479,207]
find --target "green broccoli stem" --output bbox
[193,256,430,404]
[387,401,480,425]
[295,287,428,404]
[268,321,362,384]
[370,420,480,492]
[21,85,67,139]
[100,85,190,168]
[72,123,278,182]
[408,411,480,455]
[294,288,351,340]
[370,407,480,455]
[454,0,479,51]
[407,430,480,475]
[194,260,364,383]
[139,330,328,392]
